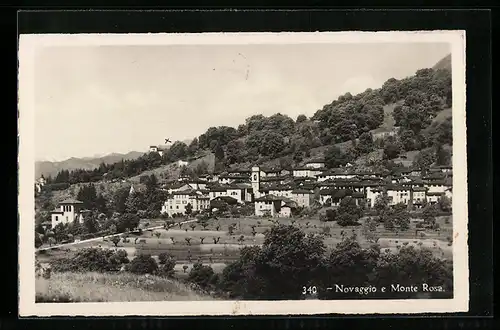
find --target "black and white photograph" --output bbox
[18,31,467,316]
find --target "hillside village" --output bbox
[34,55,455,302]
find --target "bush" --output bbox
[128,254,158,275]
[157,253,176,278]
[51,248,127,273]
[188,262,215,290]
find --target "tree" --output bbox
[116,213,140,232]
[154,231,161,239]
[190,223,196,231]
[375,246,453,298]
[185,203,193,216]
[296,114,307,123]
[399,129,416,151]
[422,204,438,227]
[110,235,121,247]
[213,237,220,244]
[219,225,326,300]
[383,140,401,160]
[438,196,452,213]
[157,253,176,278]
[188,262,216,290]
[391,203,411,231]
[128,255,158,275]
[185,237,192,245]
[200,237,206,244]
[414,148,436,170]
[324,146,349,168]
[361,217,379,243]
[320,235,379,298]
[435,144,451,166]
[336,197,363,226]
[357,132,374,154]
[35,232,43,248]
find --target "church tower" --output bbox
[251,166,261,200]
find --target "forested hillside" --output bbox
[44,55,452,186]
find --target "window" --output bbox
[176,206,179,209]
[66,216,69,221]
[55,216,58,221]
[170,206,172,209]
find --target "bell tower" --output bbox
[251,166,261,199]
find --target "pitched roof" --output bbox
[254,194,285,202]
[291,189,313,194]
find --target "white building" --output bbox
[290,189,315,208]
[161,190,210,217]
[316,170,356,182]
[177,160,189,167]
[292,167,323,178]
[365,186,383,208]
[50,199,86,229]
[304,159,325,169]
[412,187,428,207]
[427,192,445,205]
[254,194,295,217]
[386,186,412,206]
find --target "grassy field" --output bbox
[36,271,214,302]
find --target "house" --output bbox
[424,179,448,194]
[412,186,428,209]
[291,189,315,208]
[316,169,356,182]
[161,189,210,217]
[319,189,352,206]
[260,167,281,178]
[427,192,445,205]
[254,194,297,217]
[50,199,87,229]
[430,165,453,173]
[292,167,323,178]
[304,159,325,169]
[186,180,207,190]
[365,186,383,208]
[218,174,249,185]
[386,185,412,206]
[162,182,192,194]
[263,185,294,199]
[149,145,165,157]
[177,160,189,167]
[208,184,250,204]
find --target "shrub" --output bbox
[188,262,215,290]
[51,248,126,273]
[158,252,175,265]
[128,255,158,275]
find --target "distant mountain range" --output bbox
[35,139,194,179]
[432,54,451,71]
[35,151,145,178]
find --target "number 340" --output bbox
[302,286,317,295]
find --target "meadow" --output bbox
[36,271,214,302]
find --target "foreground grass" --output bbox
[36,272,215,303]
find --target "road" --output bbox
[36,219,198,252]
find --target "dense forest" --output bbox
[44,63,452,186]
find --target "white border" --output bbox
[18,31,468,316]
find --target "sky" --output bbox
[33,42,450,161]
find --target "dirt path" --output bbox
[36,219,197,252]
